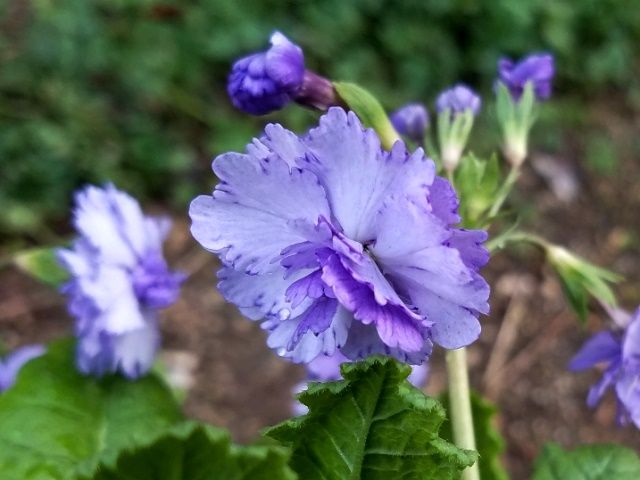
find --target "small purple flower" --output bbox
[292,350,429,414]
[497,53,555,100]
[57,184,184,379]
[390,103,429,143]
[569,306,640,428]
[190,107,489,365]
[228,32,305,115]
[0,345,45,392]
[436,85,481,116]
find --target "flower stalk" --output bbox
[446,347,480,480]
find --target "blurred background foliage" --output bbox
[1,0,639,241]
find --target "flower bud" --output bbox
[227,32,305,115]
[228,32,337,115]
[390,103,429,144]
[435,85,481,173]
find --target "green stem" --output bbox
[446,347,480,480]
[487,165,520,219]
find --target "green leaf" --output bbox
[13,246,69,287]
[333,82,400,150]
[454,154,502,228]
[440,392,509,480]
[86,422,297,480]
[265,356,475,480]
[532,443,640,480]
[0,339,183,479]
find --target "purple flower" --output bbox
[0,345,45,392]
[390,103,429,143]
[228,32,305,115]
[57,184,184,379]
[436,85,481,116]
[292,350,429,414]
[190,107,490,365]
[569,307,640,428]
[497,53,555,100]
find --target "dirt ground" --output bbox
[1,119,639,478]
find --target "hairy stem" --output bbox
[446,347,480,480]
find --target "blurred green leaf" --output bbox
[455,154,502,228]
[13,246,68,287]
[0,339,183,479]
[86,422,296,480]
[441,392,509,480]
[532,443,640,480]
[266,356,475,480]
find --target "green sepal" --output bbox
[546,245,621,323]
[532,443,640,480]
[265,356,476,480]
[454,153,502,228]
[13,246,69,287]
[333,82,400,150]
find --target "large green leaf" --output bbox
[266,356,475,480]
[0,339,183,479]
[440,392,509,480]
[532,443,640,480]
[86,422,296,480]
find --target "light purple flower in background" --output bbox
[497,53,555,101]
[390,103,429,143]
[0,345,45,392]
[228,31,305,115]
[190,107,489,366]
[436,85,481,116]
[569,306,640,428]
[57,184,184,379]
[292,350,429,415]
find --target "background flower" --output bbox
[497,53,555,100]
[190,107,489,365]
[57,185,184,379]
[569,307,640,428]
[390,103,429,144]
[436,85,481,116]
[0,345,45,392]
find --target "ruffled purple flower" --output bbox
[436,85,481,116]
[228,32,305,115]
[57,184,184,379]
[569,306,640,428]
[292,350,428,415]
[390,103,429,143]
[0,345,45,392]
[190,107,489,365]
[497,53,555,101]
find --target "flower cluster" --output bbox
[292,350,428,415]
[569,307,640,428]
[0,345,45,392]
[57,185,184,379]
[190,107,490,365]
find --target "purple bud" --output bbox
[436,85,481,116]
[390,103,429,143]
[497,53,555,101]
[227,32,305,115]
[0,345,45,392]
